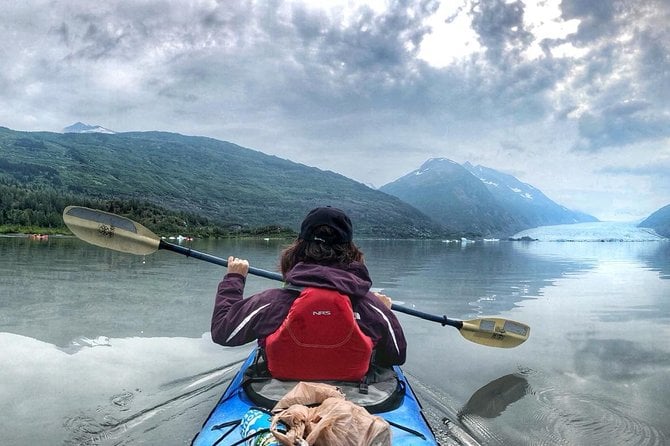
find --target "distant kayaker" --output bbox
[211,206,407,382]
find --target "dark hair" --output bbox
[280,225,364,276]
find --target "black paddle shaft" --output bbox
[159,240,284,281]
[390,304,463,329]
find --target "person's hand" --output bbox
[372,291,392,309]
[227,256,249,277]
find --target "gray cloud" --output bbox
[470,0,532,62]
[559,0,670,152]
[0,0,668,220]
[561,0,619,43]
[574,101,670,151]
[599,161,670,181]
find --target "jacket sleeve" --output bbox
[360,294,407,367]
[211,274,291,346]
[211,273,265,346]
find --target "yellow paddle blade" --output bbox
[459,318,530,348]
[63,206,160,255]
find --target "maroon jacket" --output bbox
[211,261,407,367]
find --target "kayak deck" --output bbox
[191,349,438,445]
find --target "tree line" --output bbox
[0,180,295,238]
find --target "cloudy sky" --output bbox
[2,0,668,221]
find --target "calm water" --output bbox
[1,235,669,445]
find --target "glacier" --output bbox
[510,221,667,242]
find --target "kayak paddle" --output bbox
[63,205,530,349]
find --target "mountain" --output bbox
[638,204,670,237]
[63,122,116,134]
[379,158,524,237]
[0,127,447,238]
[380,158,597,237]
[463,162,598,227]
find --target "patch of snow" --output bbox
[429,157,457,164]
[63,122,116,134]
[507,186,533,200]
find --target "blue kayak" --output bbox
[191,348,438,445]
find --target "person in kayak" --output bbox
[211,206,407,381]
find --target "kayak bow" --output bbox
[191,348,439,445]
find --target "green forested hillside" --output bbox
[0,127,448,238]
[0,180,277,237]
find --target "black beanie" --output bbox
[299,206,353,244]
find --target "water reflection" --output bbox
[3,236,670,445]
[514,239,668,267]
[458,373,529,419]
[572,338,670,381]
[359,240,597,318]
[0,236,222,346]
[2,237,600,346]
[512,367,669,446]
[62,357,246,446]
[636,241,670,279]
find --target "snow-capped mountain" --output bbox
[380,158,525,237]
[63,122,116,134]
[463,162,598,227]
[380,158,598,237]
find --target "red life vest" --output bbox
[264,287,374,381]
